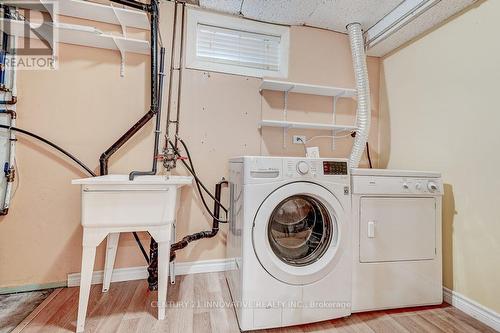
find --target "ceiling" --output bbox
[199,0,404,33]
[198,0,478,57]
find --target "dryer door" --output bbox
[252,182,347,285]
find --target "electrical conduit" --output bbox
[347,23,371,168]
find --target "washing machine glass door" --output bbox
[268,195,331,267]
[253,182,346,285]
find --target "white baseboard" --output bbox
[175,258,233,275]
[67,258,232,288]
[443,287,500,331]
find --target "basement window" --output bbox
[186,9,289,78]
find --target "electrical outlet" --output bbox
[293,135,306,144]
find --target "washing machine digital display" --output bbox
[323,161,348,175]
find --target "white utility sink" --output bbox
[72,175,193,331]
[72,175,193,228]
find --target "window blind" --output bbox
[196,24,281,72]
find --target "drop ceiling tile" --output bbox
[199,0,243,15]
[307,0,404,32]
[197,0,478,57]
[367,0,477,56]
[241,0,319,26]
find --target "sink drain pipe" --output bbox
[347,23,371,168]
[146,137,229,289]
[99,0,162,180]
[169,179,228,262]
[167,138,229,255]
[129,45,166,180]
[97,0,164,269]
[147,178,227,289]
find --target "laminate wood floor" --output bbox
[11,273,497,333]
[0,289,54,333]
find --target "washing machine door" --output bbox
[252,182,346,285]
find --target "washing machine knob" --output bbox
[297,161,310,175]
[415,183,422,191]
[428,181,438,192]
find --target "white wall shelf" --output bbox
[260,78,356,98]
[0,18,150,54]
[260,120,357,132]
[30,0,150,30]
[56,0,150,30]
[0,1,151,76]
[259,78,358,149]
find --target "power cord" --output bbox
[176,138,228,215]
[366,142,373,169]
[296,137,307,156]
[351,131,373,169]
[296,132,356,157]
[168,138,228,223]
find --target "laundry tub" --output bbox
[72,174,193,332]
[73,175,193,227]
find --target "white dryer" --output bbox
[226,157,352,331]
[351,169,443,312]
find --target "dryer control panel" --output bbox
[352,175,443,195]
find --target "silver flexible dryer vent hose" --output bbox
[347,23,371,168]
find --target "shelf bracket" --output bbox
[332,95,338,151]
[112,37,126,77]
[283,88,292,149]
[111,3,128,77]
[111,3,128,38]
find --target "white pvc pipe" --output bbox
[3,36,17,212]
[347,23,371,168]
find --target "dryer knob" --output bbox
[428,182,438,192]
[297,161,310,175]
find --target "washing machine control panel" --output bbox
[323,161,348,175]
[241,157,350,184]
[284,159,349,180]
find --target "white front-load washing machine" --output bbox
[226,156,352,331]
